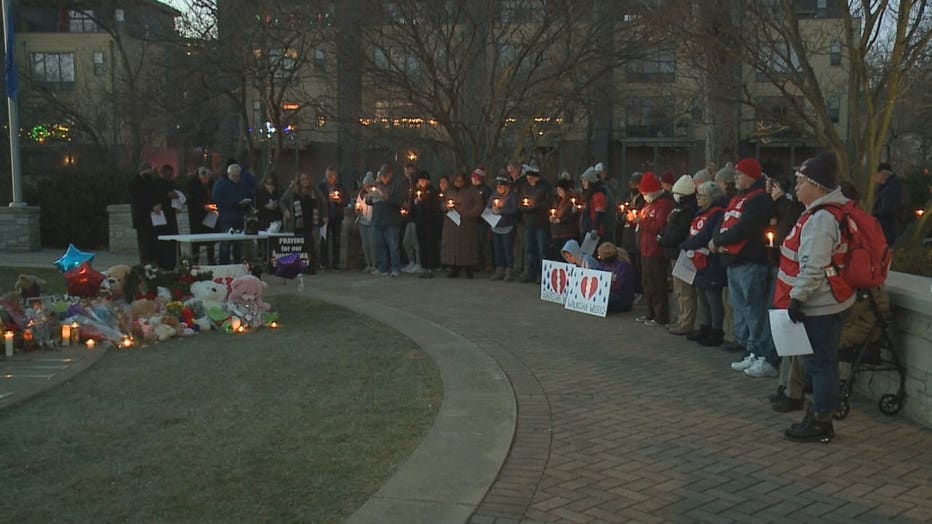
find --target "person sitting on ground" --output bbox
[560,239,599,269]
[596,242,636,312]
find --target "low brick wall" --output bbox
[0,206,41,251]
[108,204,190,255]
[863,272,932,428]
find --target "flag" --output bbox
[4,4,16,102]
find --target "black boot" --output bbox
[699,328,724,347]
[785,412,834,443]
[772,396,805,413]
[768,385,787,403]
[687,325,709,342]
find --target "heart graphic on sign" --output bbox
[579,276,599,299]
[551,268,568,294]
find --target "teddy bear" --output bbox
[229,275,271,311]
[190,280,229,310]
[104,265,132,299]
[131,298,158,319]
[14,274,46,302]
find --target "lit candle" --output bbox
[24,329,34,350]
[401,208,408,216]
[61,324,72,347]
[570,197,577,206]
[549,208,556,217]
[332,190,341,201]
[438,192,444,199]
[3,331,12,357]
[618,203,627,213]
[85,339,96,350]
[70,322,80,344]
[416,190,422,199]
[269,321,280,329]
[493,198,501,207]
[447,199,455,208]
[522,197,530,207]
[236,325,246,334]
[121,336,133,349]
[917,209,925,218]
[766,231,775,247]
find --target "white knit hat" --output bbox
[672,174,696,195]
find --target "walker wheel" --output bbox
[878,394,903,416]
[834,398,850,420]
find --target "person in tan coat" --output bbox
[441,172,483,278]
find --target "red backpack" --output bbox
[817,200,892,289]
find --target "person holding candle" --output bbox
[128,162,160,267]
[579,167,608,245]
[517,164,553,283]
[213,163,255,265]
[400,163,422,274]
[281,172,330,275]
[367,164,406,277]
[318,167,348,270]
[187,166,217,265]
[709,158,778,378]
[487,174,519,281]
[680,181,727,346]
[620,173,645,300]
[635,172,675,326]
[355,171,377,272]
[507,161,529,278]
[549,179,578,256]
[441,172,483,278]
[471,166,494,273]
[412,171,444,279]
[660,175,700,336]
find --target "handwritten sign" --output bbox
[563,267,611,317]
[270,235,311,267]
[540,260,574,304]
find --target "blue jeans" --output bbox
[757,266,780,365]
[524,227,550,279]
[217,221,242,264]
[492,230,515,269]
[727,263,771,360]
[800,313,843,414]
[374,225,401,273]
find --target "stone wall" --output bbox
[857,272,932,428]
[108,204,191,255]
[0,206,41,251]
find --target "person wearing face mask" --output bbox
[659,175,700,336]
[635,172,675,326]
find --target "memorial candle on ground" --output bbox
[4,331,12,357]
[61,324,71,347]
[85,339,96,350]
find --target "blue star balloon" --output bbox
[53,244,95,273]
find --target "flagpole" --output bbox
[3,0,23,207]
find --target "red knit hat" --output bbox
[735,158,762,180]
[660,170,676,185]
[639,172,662,194]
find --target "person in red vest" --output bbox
[709,158,776,377]
[775,151,856,443]
[634,172,675,326]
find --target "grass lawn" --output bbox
[0,290,442,523]
[1,267,68,296]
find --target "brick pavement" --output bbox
[309,271,932,524]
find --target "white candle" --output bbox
[70,322,80,344]
[85,339,96,350]
[61,324,71,347]
[4,331,12,357]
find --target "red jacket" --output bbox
[638,194,675,258]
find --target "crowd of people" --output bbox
[129,153,900,444]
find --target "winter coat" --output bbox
[441,186,483,266]
[680,206,727,289]
[254,186,284,229]
[187,176,214,228]
[768,195,804,266]
[367,174,407,228]
[486,190,519,233]
[319,181,349,222]
[560,239,599,269]
[638,192,675,258]
[517,179,554,230]
[412,186,444,227]
[658,194,698,260]
[580,186,608,237]
[550,194,578,240]
[129,173,155,230]
[599,256,636,310]
[151,176,179,234]
[212,176,254,229]
[872,173,903,246]
[620,193,645,254]
[280,184,329,232]
[711,177,774,267]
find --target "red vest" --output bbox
[773,209,854,308]
[718,189,766,255]
[687,206,723,269]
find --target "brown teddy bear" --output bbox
[14,274,46,302]
[105,265,135,301]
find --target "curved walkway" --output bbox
[300,272,932,524]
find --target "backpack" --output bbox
[817,200,892,289]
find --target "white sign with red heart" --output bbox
[563,267,612,317]
[540,260,575,304]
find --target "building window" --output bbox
[625,52,676,83]
[269,48,298,78]
[756,42,800,81]
[830,40,841,66]
[93,51,106,75]
[754,96,804,138]
[827,95,840,123]
[115,9,125,23]
[624,96,675,137]
[30,52,75,89]
[68,9,98,33]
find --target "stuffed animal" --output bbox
[190,280,229,310]
[105,265,132,299]
[131,298,158,319]
[229,275,271,311]
[14,274,46,302]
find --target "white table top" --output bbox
[158,231,296,242]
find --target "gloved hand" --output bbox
[788,299,805,323]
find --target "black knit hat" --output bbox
[798,151,838,190]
